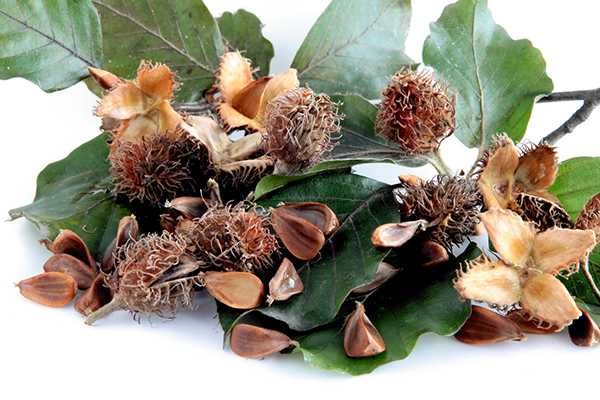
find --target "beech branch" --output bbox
[537,87,600,145]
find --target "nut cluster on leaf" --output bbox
[376,68,456,155]
[374,174,483,253]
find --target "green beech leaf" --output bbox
[293,244,477,375]
[292,0,413,99]
[254,158,393,200]
[8,133,131,259]
[90,0,223,102]
[0,0,102,91]
[549,156,600,221]
[218,244,478,374]
[217,9,274,78]
[255,172,400,331]
[331,94,427,166]
[422,0,553,149]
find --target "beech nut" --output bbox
[230,324,298,358]
[16,271,78,308]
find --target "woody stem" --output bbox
[580,258,600,303]
[536,87,600,145]
[423,148,454,176]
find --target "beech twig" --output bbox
[175,101,215,115]
[537,87,600,145]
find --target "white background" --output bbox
[1,1,598,399]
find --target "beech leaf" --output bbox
[218,244,478,375]
[293,245,477,375]
[217,9,274,78]
[331,94,427,166]
[0,0,102,92]
[90,0,223,102]
[559,250,600,315]
[422,0,553,149]
[549,156,600,221]
[8,133,131,259]
[256,171,400,331]
[292,0,413,99]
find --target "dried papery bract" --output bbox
[505,310,560,334]
[454,208,596,330]
[201,271,264,309]
[269,206,325,260]
[267,258,304,305]
[344,302,386,358]
[176,202,278,273]
[376,68,456,155]
[569,307,600,347]
[93,60,182,145]
[454,306,526,345]
[214,51,299,132]
[394,175,483,252]
[230,324,298,358]
[262,87,342,175]
[16,272,78,308]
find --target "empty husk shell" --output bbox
[351,262,397,294]
[276,202,339,235]
[267,258,304,305]
[371,220,426,248]
[42,253,97,290]
[230,324,298,358]
[568,307,600,347]
[269,206,325,260]
[455,306,526,345]
[344,302,386,358]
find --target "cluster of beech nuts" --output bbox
[14,55,600,367]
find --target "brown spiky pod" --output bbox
[576,192,600,242]
[394,175,483,252]
[109,128,213,207]
[376,68,456,155]
[110,232,201,319]
[262,87,342,175]
[175,202,279,274]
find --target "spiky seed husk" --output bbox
[376,68,456,155]
[109,129,212,207]
[111,232,199,319]
[176,202,278,273]
[394,175,483,252]
[262,87,341,175]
